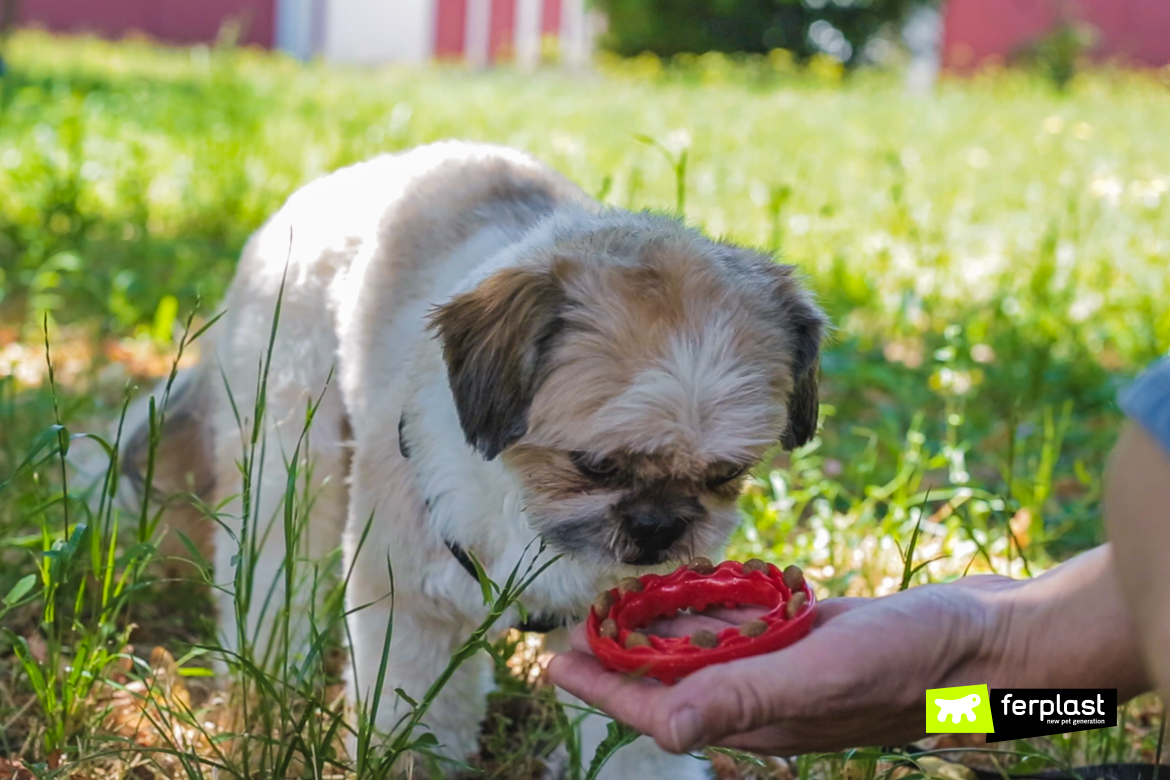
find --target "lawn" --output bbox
[1,30,1169,779]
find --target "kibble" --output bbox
[742,558,769,574]
[690,629,719,648]
[599,618,619,639]
[625,631,651,649]
[786,591,808,619]
[782,564,805,592]
[686,556,715,574]
[618,577,644,595]
[593,591,616,618]
[739,619,769,638]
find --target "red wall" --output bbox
[944,0,1170,68]
[489,0,515,62]
[435,0,468,58]
[21,0,275,48]
[541,0,561,37]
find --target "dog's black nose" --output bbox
[624,505,687,557]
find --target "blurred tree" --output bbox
[1011,20,1098,90]
[593,0,932,64]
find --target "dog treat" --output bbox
[739,619,769,638]
[782,564,805,591]
[690,629,719,648]
[625,631,651,649]
[742,558,770,574]
[686,556,716,574]
[593,591,616,618]
[618,577,644,595]
[586,559,815,684]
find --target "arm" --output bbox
[1106,423,1170,699]
[985,544,1146,694]
[550,545,1147,755]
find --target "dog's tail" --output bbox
[118,365,218,571]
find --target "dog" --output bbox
[123,141,827,778]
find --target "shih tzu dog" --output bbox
[125,141,826,778]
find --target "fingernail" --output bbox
[667,705,702,752]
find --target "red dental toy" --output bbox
[585,558,815,684]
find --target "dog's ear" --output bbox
[768,264,828,451]
[429,265,569,460]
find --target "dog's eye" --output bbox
[706,463,749,489]
[570,451,622,483]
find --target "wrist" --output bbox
[933,574,1025,689]
[971,547,1151,696]
[967,575,1035,688]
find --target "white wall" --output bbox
[514,0,541,70]
[464,0,490,68]
[560,0,590,68]
[323,0,434,64]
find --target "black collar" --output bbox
[401,411,570,634]
[443,537,569,634]
[443,537,481,580]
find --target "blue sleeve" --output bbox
[1119,358,1170,456]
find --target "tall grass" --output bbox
[0,289,624,779]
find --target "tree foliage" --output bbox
[592,0,928,63]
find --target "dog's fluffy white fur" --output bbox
[124,141,826,778]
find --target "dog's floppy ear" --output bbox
[428,265,569,460]
[769,264,828,451]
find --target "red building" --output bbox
[19,0,276,48]
[944,0,1170,69]
[17,0,590,66]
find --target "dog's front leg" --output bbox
[346,598,491,770]
[209,390,349,675]
[543,629,711,780]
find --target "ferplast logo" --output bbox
[926,685,995,734]
[925,687,1118,741]
[986,689,1118,742]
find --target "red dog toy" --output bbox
[585,558,815,684]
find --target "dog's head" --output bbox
[429,213,827,567]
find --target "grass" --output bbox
[1,29,1169,779]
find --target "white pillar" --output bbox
[275,0,314,59]
[323,0,435,64]
[515,0,541,70]
[904,4,942,93]
[560,0,591,69]
[465,0,491,68]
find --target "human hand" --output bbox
[550,575,1016,756]
[552,546,1147,757]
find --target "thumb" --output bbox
[650,604,868,753]
[653,657,785,753]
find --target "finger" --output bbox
[693,605,770,623]
[648,625,862,752]
[569,622,591,653]
[547,651,674,736]
[712,714,925,756]
[645,613,743,637]
[813,597,867,623]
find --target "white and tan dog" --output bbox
[125,141,826,777]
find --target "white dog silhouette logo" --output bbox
[935,693,982,724]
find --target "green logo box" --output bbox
[925,684,995,734]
